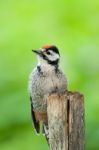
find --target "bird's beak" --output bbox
[32,49,42,56]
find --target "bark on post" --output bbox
[47,91,84,150]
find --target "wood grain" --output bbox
[47,91,84,150]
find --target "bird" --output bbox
[28,44,67,143]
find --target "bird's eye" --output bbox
[46,51,51,55]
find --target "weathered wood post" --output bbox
[47,91,84,150]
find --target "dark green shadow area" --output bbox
[0,123,48,150]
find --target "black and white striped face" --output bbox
[32,45,60,66]
[41,46,60,64]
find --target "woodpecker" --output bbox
[28,44,67,143]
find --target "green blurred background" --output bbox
[0,0,99,150]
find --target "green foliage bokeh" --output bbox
[0,0,99,150]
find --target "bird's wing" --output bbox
[30,97,40,134]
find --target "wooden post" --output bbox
[47,91,84,150]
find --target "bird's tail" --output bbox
[43,123,49,145]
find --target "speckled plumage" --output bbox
[29,66,67,111]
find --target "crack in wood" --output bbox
[67,98,70,150]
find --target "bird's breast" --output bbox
[43,74,61,93]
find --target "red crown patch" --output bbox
[42,44,53,49]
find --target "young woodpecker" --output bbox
[28,44,67,143]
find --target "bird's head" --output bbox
[32,44,60,67]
